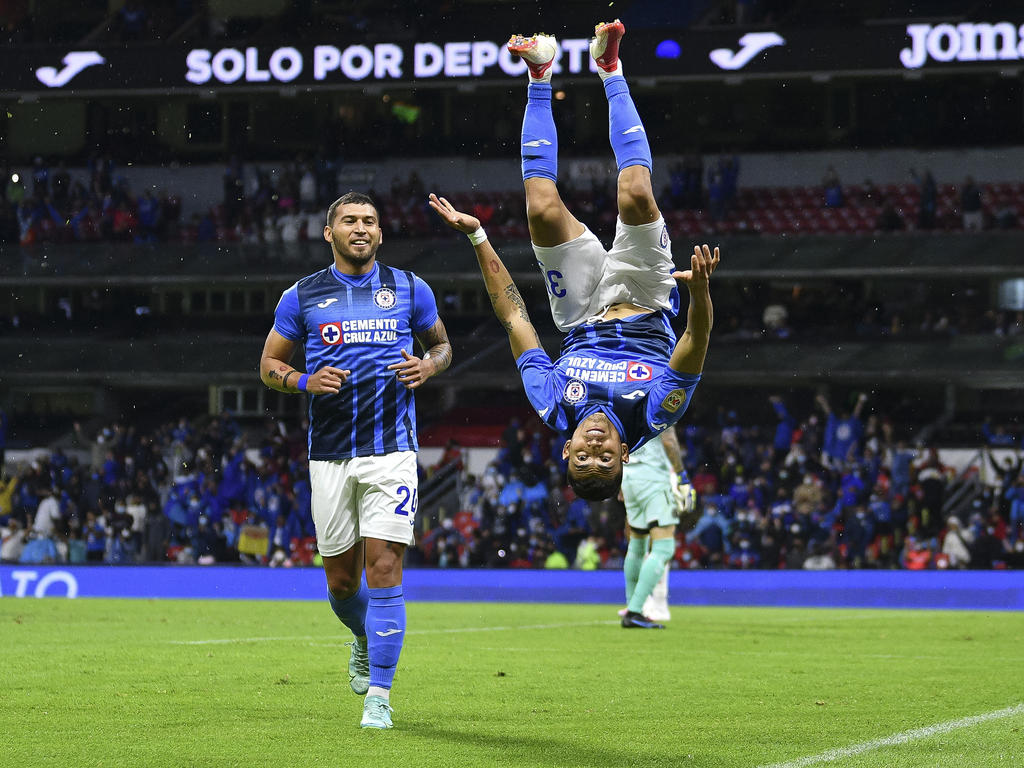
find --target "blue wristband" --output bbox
[296,374,310,392]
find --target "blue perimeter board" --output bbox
[2,566,1023,610]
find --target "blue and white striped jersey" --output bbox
[516,311,701,453]
[273,262,439,460]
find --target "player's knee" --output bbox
[649,537,675,566]
[365,554,402,587]
[526,195,562,229]
[617,175,657,221]
[326,572,360,599]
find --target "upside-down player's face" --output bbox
[325,203,382,269]
[563,412,629,480]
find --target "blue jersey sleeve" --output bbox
[273,283,304,341]
[516,348,563,431]
[647,369,701,430]
[410,275,439,333]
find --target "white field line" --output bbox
[756,703,1024,768]
[168,620,618,645]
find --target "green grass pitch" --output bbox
[2,598,1022,768]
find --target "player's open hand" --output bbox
[428,193,481,235]
[388,349,434,390]
[671,244,720,290]
[307,366,349,394]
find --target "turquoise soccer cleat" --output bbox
[346,637,369,695]
[360,695,394,729]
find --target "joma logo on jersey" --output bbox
[625,362,653,381]
[320,323,344,345]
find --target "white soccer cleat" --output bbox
[507,33,559,80]
[590,19,625,73]
[360,695,394,729]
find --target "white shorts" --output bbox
[309,452,418,557]
[532,216,675,331]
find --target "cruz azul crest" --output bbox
[374,287,397,310]
[563,379,588,404]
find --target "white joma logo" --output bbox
[901,22,1024,69]
[622,125,645,135]
[317,298,338,308]
[375,628,403,637]
[709,32,785,70]
[35,52,106,88]
[621,390,646,400]
[522,139,553,147]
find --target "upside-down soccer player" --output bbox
[429,19,718,502]
[259,192,451,729]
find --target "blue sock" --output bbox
[328,575,368,638]
[521,83,558,182]
[366,585,406,690]
[604,75,652,173]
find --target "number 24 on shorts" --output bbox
[395,485,418,519]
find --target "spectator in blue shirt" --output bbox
[688,504,730,556]
[769,396,795,464]
[982,420,1017,447]
[817,392,867,467]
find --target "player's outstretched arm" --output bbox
[668,244,719,375]
[259,328,350,394]
[428,193,542,359]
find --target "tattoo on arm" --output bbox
[418,320,452,375]
[503,282,531,324]
[266,363,296,392]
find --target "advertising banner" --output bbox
[2,565,1023,609]
[4,23,1023,96]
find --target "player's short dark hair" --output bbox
[568,466,623,502]
[326,192,379,227]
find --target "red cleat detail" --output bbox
[592,19,626,72]
[508,33,557,80]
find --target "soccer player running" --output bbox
[429,20,718,502]
[259,192,451,729]
[618,428,695,628]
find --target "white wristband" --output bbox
[466,227,487,246]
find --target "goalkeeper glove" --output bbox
[671,473,696,517]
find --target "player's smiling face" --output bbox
[563,412,629,475]
[325,202,382,272]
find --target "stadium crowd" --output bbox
[2,397,1022,572]
[2,150,1022,247]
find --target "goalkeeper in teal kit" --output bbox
[619,428,695,628]
[429,19,718,502]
